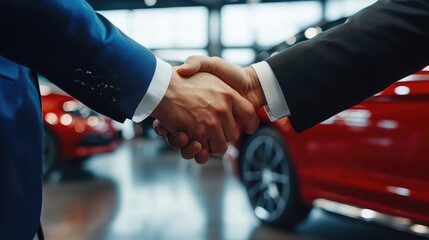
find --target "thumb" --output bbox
[179,56,248,95]
[153,119,169,137]
[177,56,203,76]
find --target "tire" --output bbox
[43,127,59,176]
[239,126,311,229]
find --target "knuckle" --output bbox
[245,108,256,120]
[223,87,235,96]
[214,105,228,116]
[231,129,240,142]
[194,133,204,142]
[206,118,220,129]
[194,125,208,140]
[226,129,240,143]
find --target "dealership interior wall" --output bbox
[91,0,376,65]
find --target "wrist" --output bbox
[150,69,177,123]
[244,66,267,109]
[151,96,166,123]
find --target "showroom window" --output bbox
[98,1,378,66]
[99,7,209,63]
[221,1,322,48]
[220,1,321,65]
[325,0,377,20]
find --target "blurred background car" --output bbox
[226,18,429,237]
[40,77,121,175]
[254,17,348,62]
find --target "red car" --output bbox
[226,19,429,237]
[228,67,429,237]
[40,78,121,175]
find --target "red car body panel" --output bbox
[41,86,120,162]
[235,70,429,225]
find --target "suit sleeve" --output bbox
[266,0,429,132]
[0,0,161,123]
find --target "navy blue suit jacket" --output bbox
[0,1,158,238]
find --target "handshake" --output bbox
[150,55,268,164]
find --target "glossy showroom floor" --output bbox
[41,138,427,240]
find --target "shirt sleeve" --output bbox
[132,57,172,122]
[251,61,290,121]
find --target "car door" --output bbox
[296,70,429,222]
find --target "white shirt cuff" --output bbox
[132,57,172,122]
[251,61,290,121]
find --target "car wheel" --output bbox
[43,128,59,176]
[239,126,311,229]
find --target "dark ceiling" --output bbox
[87,0,322,10]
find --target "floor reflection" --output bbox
[41,138,427,240]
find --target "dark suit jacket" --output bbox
[0,1,158,238]
[266,0,429,132]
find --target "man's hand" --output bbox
[150,66,259,164]
[178,56,267,109]
[154,56,269,163]
[153,123,208,163]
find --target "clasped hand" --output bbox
[151,56,266,164]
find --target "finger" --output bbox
[176,56,203,76]
[232,94,259,134]
[222,107,240,143]
[177,56,230,78]
[180,141,203,159]
[181,56,242,84]
[166,132,191,149]
[208,127,228,156]
[194,148,209,164]
[153,119,169,137]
